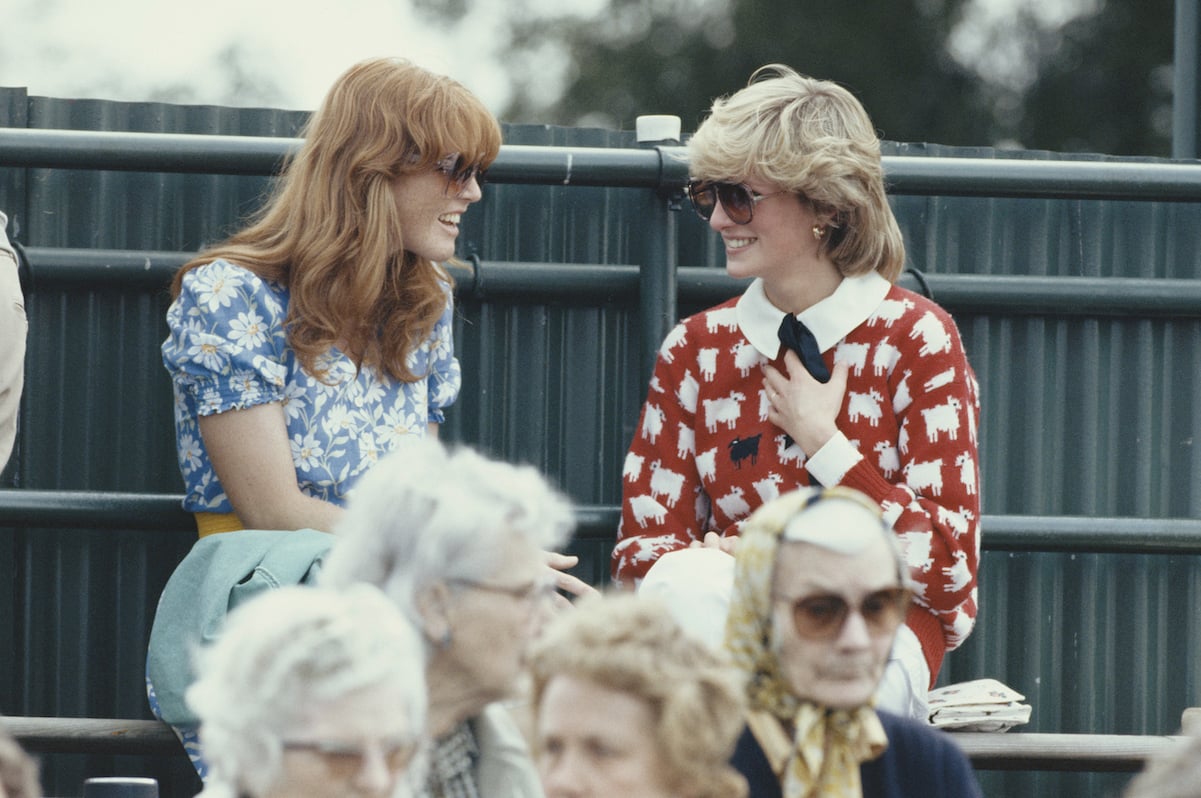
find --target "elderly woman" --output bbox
[528,593,747,798]
[319,437,581,797]
[725,486,980,798]
[186,584,426,798]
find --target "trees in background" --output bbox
[495,0,1174,156]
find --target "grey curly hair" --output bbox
[187,584,425,798]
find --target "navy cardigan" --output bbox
[731,710,983,798]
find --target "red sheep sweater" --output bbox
[613,273,981,681]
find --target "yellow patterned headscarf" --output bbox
[724,486,888,798]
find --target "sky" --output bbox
[2,0,1088,122]
[1,0,599,116]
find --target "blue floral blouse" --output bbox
[162,259,461,514]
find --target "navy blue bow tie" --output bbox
[777,314,831,383]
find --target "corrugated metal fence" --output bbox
[2,88,1201,797]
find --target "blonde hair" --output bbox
[688,64,905,282]
[172,57,502,382]
[528,593,748,798]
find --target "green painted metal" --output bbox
[3,89,1201,797]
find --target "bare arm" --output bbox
[199,402,343,533]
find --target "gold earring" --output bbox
[812,225,825,240]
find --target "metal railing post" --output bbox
[1174,0,1201,159]
[635,116,684,382]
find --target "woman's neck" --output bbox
[425,666,494,738]
[762,258,843,316]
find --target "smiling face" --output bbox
[770,537,903,709]
[536,675,677,798]
[390,163,482,263]
[707,176,841,309]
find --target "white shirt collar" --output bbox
[736,272,893,358]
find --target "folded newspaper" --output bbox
[927,678,1033,732]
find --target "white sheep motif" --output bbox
[873,342,900,377]
[705,306,740,334]
[834,341,870,376]
[622,452,644,482]
[731,341,766,377]
[873,441,900,479]
[702,391,746,433]
[641,403,666,444]
[924,367,956,392]
[716,486,750,519]
[757,388,771,422]
[880,499,905,526]
[659,324,688,363]
[752,472,784,503]
[847,389,885,427]
[629,494,668,528]
[676,369,699,414]
[946,607,975,647]
[910,312,952,357]
[696,448,718,484]
[893,369,913,414]
[649,460,686,508]
[676,423,695,459]
[942,550,973,593]
[869,297,915,328]
[937,505,976,538]
[920,397,963,443]
[897,529,935,573]
[698,348,719,382]
[903,458,944,496]
[775,434,807,466]
[625,535,680,566]
[955,451,977,495]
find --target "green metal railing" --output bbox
[5,127,1201,554]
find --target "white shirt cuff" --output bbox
[805,431,862,486]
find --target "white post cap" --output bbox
[635,114,682,143]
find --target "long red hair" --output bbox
[172,57,502,382]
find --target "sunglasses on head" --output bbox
[687,179,790,225]
[435,152,486,197]
[779,586,911,641]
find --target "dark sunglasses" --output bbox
[779,586,911,641]
[435,152,486,197]
[687,179,789,225]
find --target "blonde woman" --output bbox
[529,593,747,798]
[615,66,981,719]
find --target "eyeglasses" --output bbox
[282,736,418,777]
[448,577,558,604]
[687,180,790,225]
[777,587,911,641]
[435,152,486,197]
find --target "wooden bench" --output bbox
[4,716,1187,772]
[951,731,1185,772]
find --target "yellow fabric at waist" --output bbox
[195,511,245,538]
